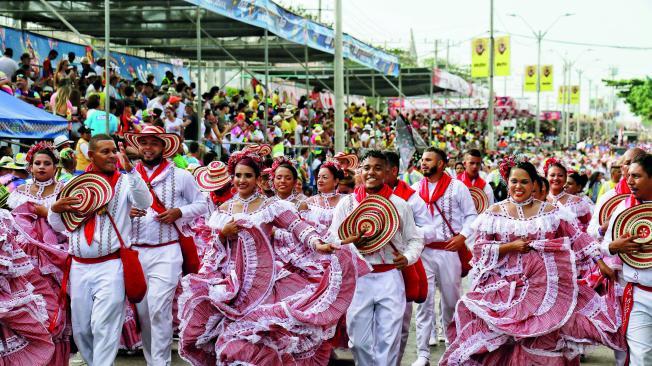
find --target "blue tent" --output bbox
[0,91,68,139]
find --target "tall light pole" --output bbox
[508,13,573,138]
[487,0,495,150]
[334,0,344,152]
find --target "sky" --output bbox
[276,0,652,116]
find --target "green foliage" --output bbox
[385,48,418,68]
[604,77,652,126]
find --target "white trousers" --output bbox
[415,248,461,358]
[398,302,413,365]
[135,244,183,366]
[70,258,126,366]
[347,270,405,366]
[627,287,652,366]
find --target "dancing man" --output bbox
[125,125,207,366]
[458,149,495,204]
[48,134,152,366]
[412,147,477,366]
[330,150,423,366]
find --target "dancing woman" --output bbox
[440,159,624,366]
[546,158,593,231]
[7,142,71,365]
[177,150,368,366]
[270,157,308,206]
[300,160,345,236]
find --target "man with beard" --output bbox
[411,147,477,366]
[48,134,152,366]
[602,153,652,365]
[124,126,206,366]
[588,147,646,240]
[458,149,495,205]
[330,150,423,366]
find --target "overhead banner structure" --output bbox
[471,37,490,78]
[471,36,510,78]
[524,65,537,92]
[0,26,189,83]
[540,65,553,91]
[494,36,510,76]
[185,0,399,76]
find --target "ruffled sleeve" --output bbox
[470,213,503,278]
[268,199,321,250]
[555,207,600,271]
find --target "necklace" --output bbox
[508,196,534,219]
[33,178,54,198]
[550,191,566,203]
[320,191,339,209]
[235,192,260,213]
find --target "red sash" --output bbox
[135,160,171,213]
[392,180,416,201]
[457,171,486,190]
[353,184,393,203]
[83,165,121,245]
[419,173,452,216]
[616,177,631,195]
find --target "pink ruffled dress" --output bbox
[549,191,593,232]
[8,183,71,365]
[0,209,55,366]
[177,197,368,366]
[440,200,625,366]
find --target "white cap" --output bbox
[53,135,73,148]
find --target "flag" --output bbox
[494,36,510,76]
[471,38,489,78]
[395,115,416,174]
[524,65,537,92]
[540,65,553,91]
[570,85,580,104]
[558,86,569,104]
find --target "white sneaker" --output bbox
[428,336,438,346]
[69,353,87,366]
[411,356,430,366]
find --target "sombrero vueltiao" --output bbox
[338,195,399,255]
[598,193,628,226]
[124,125,182,159]
[469,186,489,214]
[333,152,359,171]
[613,202,652,269]
[243,144,272,157]
[194,161,230,192]
[57,173,114,232]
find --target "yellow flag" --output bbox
[570,85,580,104]
[524,65,537,92]
[558,86,570,104]
[494,36,510,76]
[471,38,489,78]
[540,65,553,92]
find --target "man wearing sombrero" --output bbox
[329,150,423,366]
[124,125,206,366]
[48,134,152,366]
[602,152,652,365]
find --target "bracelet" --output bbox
[597,227,606,237]
[592,255,603,264]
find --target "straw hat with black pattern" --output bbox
[57,173,114,232]
[338,195,399,255]
[124,125,181,159]
[194,161,230,192]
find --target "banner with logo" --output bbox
[558,86,569,104]
[494,36,510,76]
[540,65,553,91]
[471,37,490,78]
[570,85,580,104]
[524,65,537,92]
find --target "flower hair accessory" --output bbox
[543,157,563,176]
[499,155,517,182]
[269,156,297,180]
[227,150,263,175]
[26,141,56,165]
[322,159,343,172]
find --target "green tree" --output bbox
[604,77,652,126]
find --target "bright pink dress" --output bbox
[8,183,71,366]
[440,201,625,366]
[177,197,368,366]
[0,209,55,366]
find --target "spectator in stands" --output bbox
[42,49,58,84]
[0,48,18,80]
[84,94,118,135]
[14,73,41,107]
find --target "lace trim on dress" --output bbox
[473,205,576,238]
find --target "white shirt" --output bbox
[165,117,183,134]
[601,200,652,286]
[130,163,207,245]
[0,56,18,78]
[458,176,495,205]
[48,171,152,258]
[588,187,617,239]
[411,178,477,242]
[329,193,424,266]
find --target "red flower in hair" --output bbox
[227,150,263,175]
[321,159,342,172]
[26,141,56,165]
[269,156,297,180]
[499,155,516,182]
[543,157,563,176]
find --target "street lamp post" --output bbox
[508,13,573,138]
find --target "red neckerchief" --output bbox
[457,171,486,190]
[135,160,171,214]
[354,184,393,203]
[616,177,631,195]
[392,179,416,201]
[211,186,235,206]
[83,164,121,245]
[419,173,452,216]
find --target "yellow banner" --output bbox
[494,36,510,76]
[570,85,580,104]
[471,37,489,78]
[558,86,568,104]
[540,65,553,92]
[524,65,537,92]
